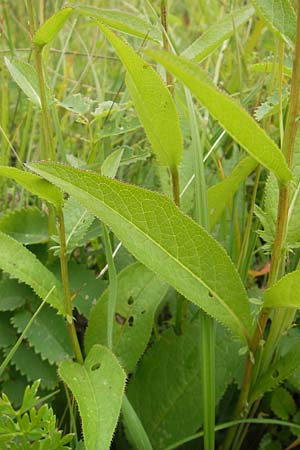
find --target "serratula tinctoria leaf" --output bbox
[263,270,300,308]
[28,162,251,343]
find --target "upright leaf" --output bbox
[0,231,66,315]
[96,23,183,169]
[183,6,254,61]
[59,345,126,450]
[251,0,296,44]
[4,58,41,107]
[145,50,292,183]
[28,162,251,342]
[85,263,168,372]
[263,270,300,309]
[0,166,63,207]
[33,8,73,47]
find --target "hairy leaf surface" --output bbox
[29,162,252,342]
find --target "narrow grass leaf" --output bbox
[183,6,254,61]
[263,270,300,308]
[96,23,183,169]
[145,50,292,183]
[59,344,126,450]
[0,231,66,314]
[33,8,73,47]
[28,162,251,342]
[208,157,258,229]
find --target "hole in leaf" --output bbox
[141,310,146,315]
[127,296,134,306]
[272,369,280,379]
[115,313,126,325]
[91,362,101,371]
[128,316,134,327]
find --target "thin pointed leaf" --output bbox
[145,49,292,183]
[33,8,73,47]
[59,344,126,450]
[28,162,252,343]
[97,23,183,169]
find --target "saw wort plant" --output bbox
[1,0,300,449]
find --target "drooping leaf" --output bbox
[59,344,126,450]
[183,6,254,61]
[97,23,183,170]
[0,280,29,311]
[28,162,252,343]
[0,231,66,315]
[101,148,124,178]
[145,49,292,183]
[12,303,73,364]
[207,156,258,229]
[263,270,300,308]
[85,263,168,372]
[127,318,242,450]
[0,207,48,245]
[58,93,93,116]
[250,0,296,44]
[271,387,296,420]
[0,166,63,207]
[4,58,41,106]
[77,6,161,42]
[33,8,73,47]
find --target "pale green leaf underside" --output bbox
[4,58,41,107]
[77,6,161,42]
[145,50,292,183]
[251,0,296,44]
[0,231,66,315]
[97,22,183,169]
[33,8,73,46]
[85,263,168,372]
[263,270,300,308]
[208,157,258,229]
[59,344,126,450]
[29,162,251,342]
[0,166,63,207]
[183,6,254,61]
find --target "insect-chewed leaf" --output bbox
[251,0,296,45]
[96,23,183,169]
[59,344,126,450]
[207,157,258,229]
[0,166,63,207]
[77,6,161,42]
[28,162,251,343]
[85,263,168,372]
[0,231,66,315]
[145,49,292,184]
[0,207,48,245]
[263,270,300,309]
[183,6,254,61]
[33,8,73,47]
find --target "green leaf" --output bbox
[33,8,73,47]
[251,0,296,44]
[0,166,63,207]
[12,304,73,364]
[59,344,126,450]
[101,148,124,178]
[250,61,292,78]
[0,231,66,315]
[145,49,292,183]
[122,395,153,450]
[127,319,242,450]
[263,270,300,308]
[28,162,252,343]
[77,6,161,42]
[271,387,296,420]
[97,23,183,169]
[85,263,168,372]
[207,157,258,229]
[0,207,48,245]
[4,58,41,107]
[183,6,254,61]
[0,280,28,311]
[0,313,17,348]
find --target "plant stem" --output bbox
[58,208,83,364]
[170,166,180,206]
[160,0,173,92]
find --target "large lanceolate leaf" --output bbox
[263,270,300,309]
[207,157,258,229]
[251,0,296,44]
[145,50,292,183]
[183,6,254,61]
[29,162,251,343]
[33,8,73,47]
[77,6,161,42]
[0,166,63,207]
[85,263,168,372]
[0,231,66,315]
[59,345,126,450]
[96,23,182,169]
